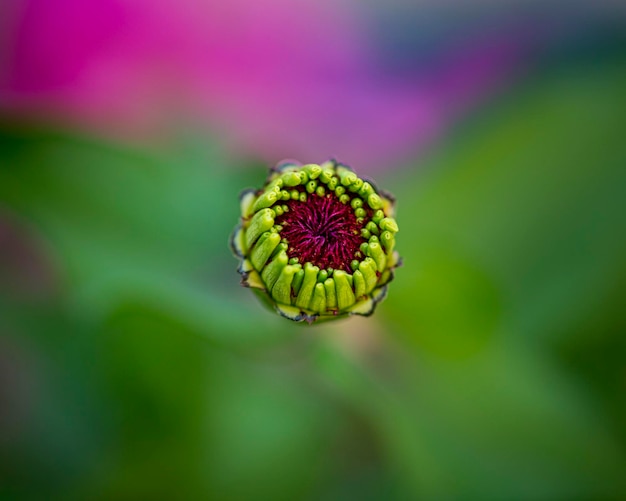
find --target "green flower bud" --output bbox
[230,160,402,323]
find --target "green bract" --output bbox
[230,160,401,323]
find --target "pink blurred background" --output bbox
[0,0,534,170]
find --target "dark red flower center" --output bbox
[276,193,364,272]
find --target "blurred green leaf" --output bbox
[0,126,294,347]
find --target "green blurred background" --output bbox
[1,1,626,499]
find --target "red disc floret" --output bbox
[276,193,364,272]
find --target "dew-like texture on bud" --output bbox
[230,160,401,324]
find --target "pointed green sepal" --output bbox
[338,168,357,187]
[360,242,370,257]
[320,169,334,184]
[353,270,366,299]
[275,303,308,322]
[334,270,356,311]
[272,242,288,259]
[239,189,258,218]
[348,177,363,193]
[367,193,383,210]
[366,221,379,236]
[246,208,275,249]
[266,177,283,191]
[244,269,265,290]
[377,268,393,287]
[368,241,387,272]
[317,269,329,283]
[359,258,378,294]
[238,258,254,274]
[310,283,327,313]
[252,188,280,212]
[347,297,375,316]
[324,278,337,310]
[261,251,288,292]
[271,264,300,304]
[281,171,302,187]
[295,262,319,309]
[292,268,305,295]
[372,210,384,223]
[372,284,388,303]
[379,217,399,233]
[303,164,322,179]
[251,231,282,271]
[359,182,374,199]
[229,224,245,258]
[380,230,395,255]
[388,250,401,268]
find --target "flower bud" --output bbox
[230,160,401,323]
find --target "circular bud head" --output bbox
[231,160,401,324]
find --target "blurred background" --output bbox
[1,0,626,499]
